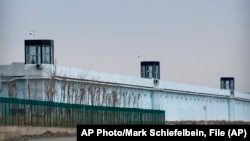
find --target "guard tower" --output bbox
[25,40,54,65]
[140,61,160,80]
[220,77,235,91]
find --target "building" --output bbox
[0,39,250,122]
[140,61,160,80]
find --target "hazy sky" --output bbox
[0,0,249,93]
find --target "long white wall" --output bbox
[0,63,250,122]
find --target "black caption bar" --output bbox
[77,125,249,140]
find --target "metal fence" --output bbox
[0,97,165,127]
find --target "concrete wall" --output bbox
[0,63,250,122]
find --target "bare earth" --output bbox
[4,132,76,141]
[27,136,76,141]
[4,120,250,141]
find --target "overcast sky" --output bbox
[0,0,249,93]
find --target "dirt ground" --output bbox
[4,131,75,141]
[3,120,250,141]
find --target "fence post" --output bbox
[4,98,7,125]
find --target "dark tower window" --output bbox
[42,46,51,64]
[25,40,54,64]
[220,77,234,91]
[141,61,160,79]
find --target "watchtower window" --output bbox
[42,46,51,64]
[220,77,235,91]
[146,66,153,78]
[26,45,41,64]
[154,65,159,79]
[140,61,160,80]
[141,66,145,78]
[25,40,54,64]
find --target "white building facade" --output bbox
[0,40,249,122]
